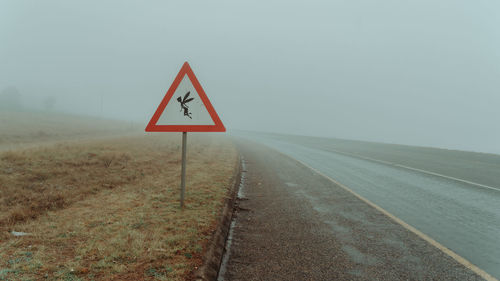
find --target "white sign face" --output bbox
[145,61,225,132]
[156,74,215,126]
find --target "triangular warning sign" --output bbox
[145,62,225,132]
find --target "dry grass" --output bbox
[0,134,237,280]
[0,111,139,151]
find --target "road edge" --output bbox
[323,147,500,192]
[193,153,241,281]
[286,154,498,281]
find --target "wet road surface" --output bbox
[229,132,500,279]
[230,135,500,279]
[220,138,487,280]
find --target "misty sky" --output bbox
[1,0,499,153]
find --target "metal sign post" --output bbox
[145,62,226,208]
[180,132,187,208]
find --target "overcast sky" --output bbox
[1,0,499,153]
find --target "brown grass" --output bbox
[0,133,237,280]
[0,111,140,151]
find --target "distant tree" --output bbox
[0,86,23,111]
[43,96,57,111]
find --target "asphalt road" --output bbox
[220,137,491,280]
[261,133,500,190]
[227,132,500,280]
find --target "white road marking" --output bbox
[326,148,500,192]
[289,155,498,281]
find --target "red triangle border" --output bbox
[145,62,226,132]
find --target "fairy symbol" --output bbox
[177,91,194,119]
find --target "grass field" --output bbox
[0,112,237,280]
[0,111,138,151]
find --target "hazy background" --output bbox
[1,0,499,154]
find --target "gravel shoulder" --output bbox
[221,138,483,281]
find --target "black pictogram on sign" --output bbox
[177,91,194,119]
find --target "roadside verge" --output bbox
[0,134,238,280]
[193,155,241,280]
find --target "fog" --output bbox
[1,0,499,154]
